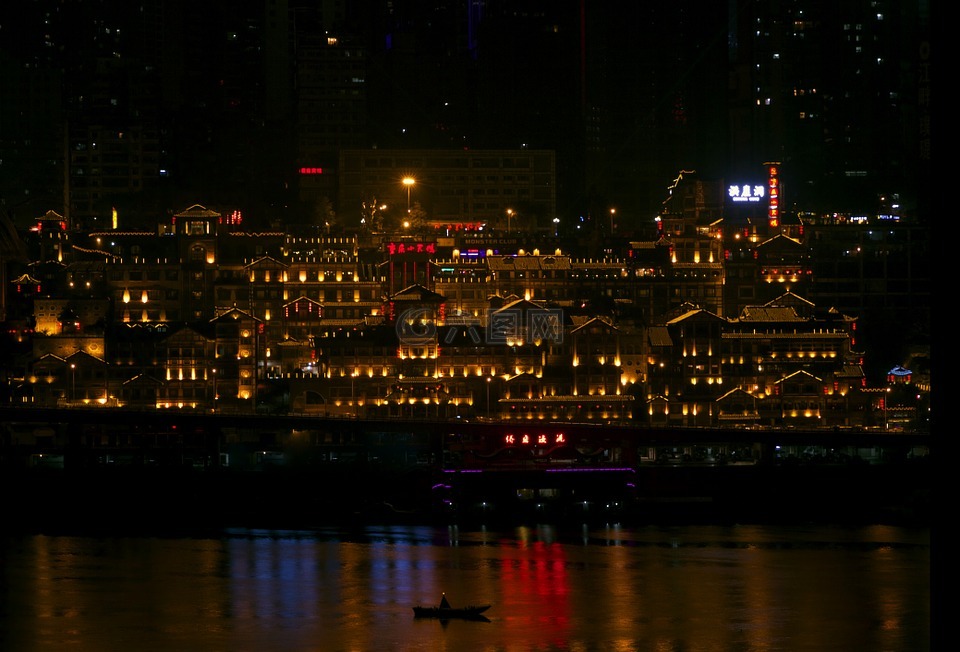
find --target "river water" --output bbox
[1,522,930,651]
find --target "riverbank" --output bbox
[3,458,932,536]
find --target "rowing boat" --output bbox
[413,593,490,620]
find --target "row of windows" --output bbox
[286,308,362,319]
[358,173,539,186]
[214,289,377,302]
[109,270,181,281]
[362,158,533,169]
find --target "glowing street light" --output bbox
[487,376,492,417]
[402,177,416,212]
[506,208,514,232]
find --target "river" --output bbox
[1,522,931,651]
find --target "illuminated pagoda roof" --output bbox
[570,316,619,335]
[774,369,823,384]
[715,387,758,402]
[174,204,221,220]
[388,283,445,304]
[735,305,805,323]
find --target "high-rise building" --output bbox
[726,0,930,218]
[0,1,931,231]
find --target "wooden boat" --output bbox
[413,593,490,620]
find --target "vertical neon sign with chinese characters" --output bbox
[766,162,780,228]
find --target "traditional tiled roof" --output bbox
[666,309,700,324]
[736,306,804,322]
[716,387,757,402]
[163,324,211,342]
[174,204,220,219]
[244,255,288,270]
[775,369,823,383]
[647,326,672,347]
[757,232,804,248]
[666,307,725,324]
[494,297,549,313]
[69,245,122,261]
[389,283,445,302]
[283,296,323,309]
[35,353,67,364]
[122,374,165,387]
[570,316,618,334]
[211,307,261,323]
[64,349,107,364]
[764,291,815,308]
[836,364,865,378]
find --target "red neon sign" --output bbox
[504,433,567,445]
[386,242,437,255]
[767,163,780,228]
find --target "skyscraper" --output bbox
[0,0,930,230]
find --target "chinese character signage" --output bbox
[504,432,567,446]
[727,183,766,203]
[386,242,437,255]
[766,162,780,228]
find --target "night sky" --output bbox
[0,0,933,230]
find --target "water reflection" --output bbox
[2,524,929,651]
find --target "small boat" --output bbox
[413,593,491,620]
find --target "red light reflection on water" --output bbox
[498,535,571,646]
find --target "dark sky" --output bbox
[0,0,932,228]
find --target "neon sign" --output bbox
[386,242,437,255]
[766,162,780,227]
[728,183,766,203]
[504,433,566,445]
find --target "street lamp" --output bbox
[553,217,560,237]
[351,371,358,418]
[486,376,492,418]
[506,208,514,233]
[70,363,76,402]
[402,177,416,213]
[610,208,616,233]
